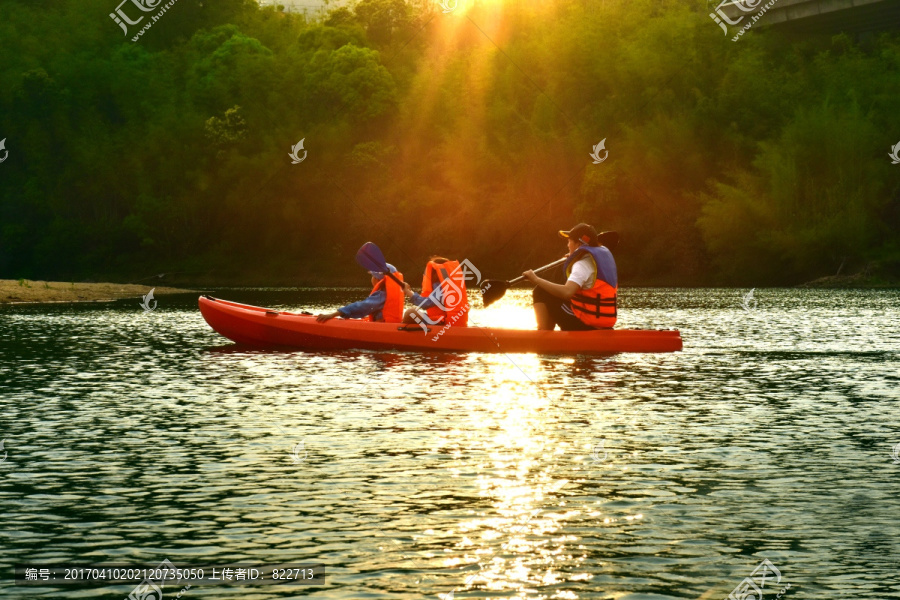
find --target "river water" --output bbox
[1,288,898,599]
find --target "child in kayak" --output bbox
[316,263,406,323]
[402,256,470,328]
[522,223,618,330]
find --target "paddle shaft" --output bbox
[384,271,404,289]
[480,231,619,307]
[503,231,619,285]
[506,256,568,285]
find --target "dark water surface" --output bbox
[1,288,899,599]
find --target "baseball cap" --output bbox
[558,223,598,246]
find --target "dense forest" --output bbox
[1,0,899,286]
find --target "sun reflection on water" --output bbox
[429,348,596,596]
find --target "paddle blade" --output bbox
[598,231,619,251]
[480,280,510,307]
[355,242,389,273]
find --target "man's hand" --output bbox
[522,269,539,284]
[402,282,414,299]
[316,311,341,322]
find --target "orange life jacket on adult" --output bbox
[421,260,469,327]
[563,245,618,328]
[367,271,405,323]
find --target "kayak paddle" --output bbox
[480,230,620,307]
[355,242,405,288]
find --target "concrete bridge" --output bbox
[714,0,900,35]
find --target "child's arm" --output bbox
[403,282,437,309]
[317,290,387,321]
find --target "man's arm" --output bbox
[522,271,581,300]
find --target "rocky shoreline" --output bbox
[796,273,900,289]
[0,280,195,304]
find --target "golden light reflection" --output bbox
[421,291,613,593]
[468,291,536,330]
[432,346,596,593]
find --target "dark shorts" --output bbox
[532,287,595,331]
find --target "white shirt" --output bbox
[562,256,595,316]
[566,256,596,290]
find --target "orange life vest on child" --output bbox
[421,260,469,327]
[367,271,404,323]
[564,246,617,329]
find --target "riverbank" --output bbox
[0,279,195,304]
[797,273,900,288]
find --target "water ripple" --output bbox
[0,288,898,598]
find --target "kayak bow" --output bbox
[198,296,682,354]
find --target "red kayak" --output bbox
[198,296,683,354]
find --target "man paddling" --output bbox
[316,263,405,323]
[522,223,618,331]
